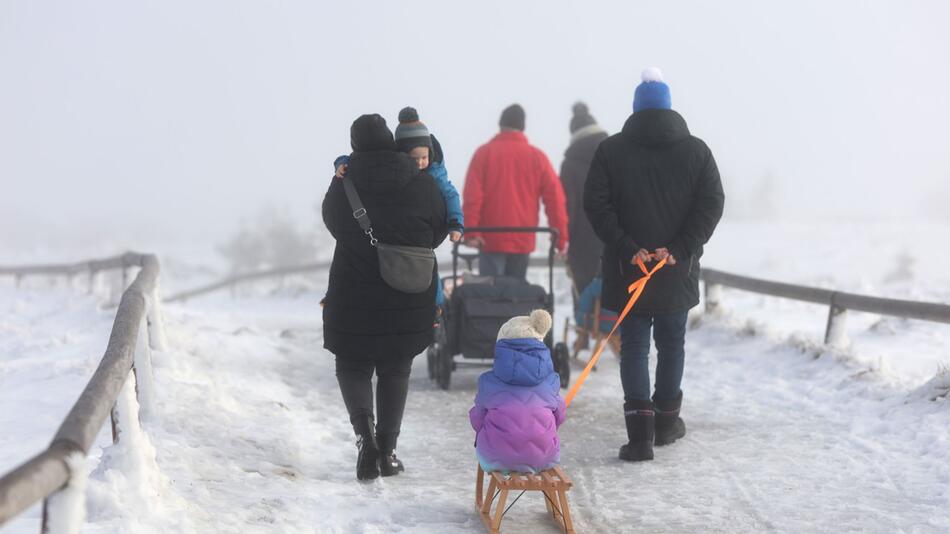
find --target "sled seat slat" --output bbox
[477,465,575,533]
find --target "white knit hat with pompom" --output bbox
[496,309,553,341]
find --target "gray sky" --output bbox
[2,0,949,253]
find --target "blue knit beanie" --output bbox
[633,67,672,113]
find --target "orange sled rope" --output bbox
[564,256,667,407]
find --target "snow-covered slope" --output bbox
[2,220,949,533]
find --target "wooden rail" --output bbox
[701,268,950,346]
[0,253,164,533]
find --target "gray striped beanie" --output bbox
[394,107,432,153]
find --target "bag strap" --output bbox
[341,178,378,246]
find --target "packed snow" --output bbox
[1,221,949,533]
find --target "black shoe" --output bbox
[353,415,380,481]
[654,392,686,446]
[377,433,405,477]
[619,441,654,462]
[619,400,654,462]
[380,452,405,477]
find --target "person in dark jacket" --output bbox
[583,68,725,462]
[560,102,609,304]
[322,114,448,480]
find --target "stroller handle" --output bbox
[449,226,560,311]
[462,226,560,237]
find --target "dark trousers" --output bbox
[619,312,689,403]
[479,252,530,279]
[335,354,414,437]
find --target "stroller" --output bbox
[427,227,571,391]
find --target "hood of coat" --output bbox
[346,150,421,194]
[621,108,690,148]
[492,338,555,386]
[565,128,608,159]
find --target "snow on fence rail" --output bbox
[0,253,141,291]
[0,252,166,534]
[164,255,557,303]
[701,268,950,347]
[164,261,331,302]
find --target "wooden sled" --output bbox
[475,464,575,534]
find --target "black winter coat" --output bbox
[560,129,609,293]
[583,109,724,314]
[322,150,448,358]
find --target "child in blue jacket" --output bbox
[333,107,463,305]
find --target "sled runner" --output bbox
[475,464,575,534]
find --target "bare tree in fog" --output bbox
[218,208,317,273]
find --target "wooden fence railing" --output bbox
[4,252,948,532]
[0,253,166,534]
[701,268,950,346]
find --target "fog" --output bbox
[2,0,949,257]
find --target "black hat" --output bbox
[569,102,598,134]
[394,107,433,153]
[350,114,396,153]
[499,104,525,131]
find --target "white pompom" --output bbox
[641,67,665,83]
[529,309,553,338]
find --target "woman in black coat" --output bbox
[322,114,448,480]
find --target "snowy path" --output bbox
[116,294,949,534]
[2,283,949,533]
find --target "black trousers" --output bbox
[335,354,414,438]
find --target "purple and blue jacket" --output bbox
[469,338,566,473]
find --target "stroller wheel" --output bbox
[429,316,447,381]
[553,342,571,389]
[426,345,437,380]
[436,346,452,390]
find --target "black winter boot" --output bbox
[377,433,405,477]
[619,400,654,462]
[654,392,686,446]
[353,415,380,481]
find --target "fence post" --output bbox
[705,281,722,314]
[134,314,157,420]
[824,301,849,348]
[109,370,143,445]
[40,453,85,534]
[146,287,168,352]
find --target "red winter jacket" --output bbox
[462,131,569,254]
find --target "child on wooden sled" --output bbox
[469,310,566,473]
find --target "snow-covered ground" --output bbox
[2,220,949,533]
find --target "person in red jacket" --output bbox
[462,104,569,279]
